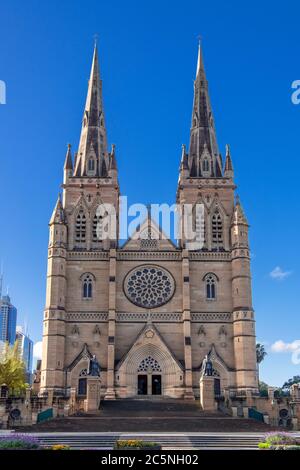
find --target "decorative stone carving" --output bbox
[116,312,182,322]
[219,325,227,347]
[93,325,101,335]
[198,325,206,336]
[191,312,231,322]
[138,356,161,372]
[124,265,175,308]
[145,330,154,339]
[71,324,80,337]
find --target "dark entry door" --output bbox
[214,378,221,397]
[152,375,162,395]
[138,375,148,395]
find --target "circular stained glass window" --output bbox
[124,265,175,308]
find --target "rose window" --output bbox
[124,265,175,308]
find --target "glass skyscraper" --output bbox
[16,327,34,384]
[0,295,17,345]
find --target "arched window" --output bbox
[78,369,87,396]
[82,274,93,299]
[88,158,95,172]
[92,214,103,242]
[194,206,206,249]
[205,274,217,300]
[75,209,86,243]
[212,211,223,246]
[202,158,209,172]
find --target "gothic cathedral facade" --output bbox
[40,44,258,401]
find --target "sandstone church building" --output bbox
[40,43,258,403]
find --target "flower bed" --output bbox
[258,432,300,450]
[48,444,70,451]
[114,439,161,450]
[0,434,40,450]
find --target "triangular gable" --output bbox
[66,343,93,372]
[115,322,183,371]
[121,216,177,251]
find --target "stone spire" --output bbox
[232,195,248,226]
[74,43,108,177]
[64,143,73,170]
[224,144,234,178]
[49,194,65,225]
[188,43,221,177]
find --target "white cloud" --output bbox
[33,341,42,359]
[271,339,300,352]
[271,339,300,365]
[270,266,292,281]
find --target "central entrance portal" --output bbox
[136,356,163,397]
[137,374,162,396]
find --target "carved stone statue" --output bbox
[202,354,213,376]
[88,354,101,377]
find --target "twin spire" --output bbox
[64,42,232,181]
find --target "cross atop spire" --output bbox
[74,43,108,177]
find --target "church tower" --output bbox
[177,43,257,393]
[41,44,119,395]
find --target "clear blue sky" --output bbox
[0,0,299,386]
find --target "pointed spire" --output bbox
[233,195,248,225]
[75,43,108,176]
[109,144,117,171]
[64,143,73,170]
[180,144,189,171]
[188,42,219,177]
[224,144,234,178]
[49,194,64,225]
[196,39,205,79]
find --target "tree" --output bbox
[256,343,267,383]
[0,341,26,395]
[256,343,267,364]
[259,381,269,397]
[282,375,300,390]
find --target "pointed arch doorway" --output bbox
[137,356,162,396]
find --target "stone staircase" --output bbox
[17,399,274,433]
[33,432,262,449]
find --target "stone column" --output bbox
[199,375,215,411]
[105,249,117,399]
[182,250,194,400]
[84,376,101,412]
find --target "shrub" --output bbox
[0,434,40,449]
[258,442,270,449]
[263,432,297,446]
[115,440,159,449]
[51,444,70,450]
